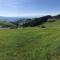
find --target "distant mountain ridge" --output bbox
[0,16,20,22]
[0,14,60,22]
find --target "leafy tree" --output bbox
[22,15,52,27]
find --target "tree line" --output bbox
[0,14,60,29]
[12,14,60,28]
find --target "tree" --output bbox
[22,15,52,27]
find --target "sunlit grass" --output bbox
[0,20,60,60]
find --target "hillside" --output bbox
[0,20,60,60]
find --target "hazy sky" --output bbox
[0,0,60,17]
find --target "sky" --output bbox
[0,0,60,17]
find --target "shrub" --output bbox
[41,25,46,28]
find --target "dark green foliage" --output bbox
[22,15,52,27]
[41,25,46,28]
[18,14,60,27]
[54,14,60,19]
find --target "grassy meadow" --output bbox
[0,20,60,60]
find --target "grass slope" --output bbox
[0,20,60,60]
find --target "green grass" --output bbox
[0,20,60,60]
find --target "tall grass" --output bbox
[0,20,60,60]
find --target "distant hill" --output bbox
[0,16,34,22]
[0,16,20,22]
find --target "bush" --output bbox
[41,25,46,28]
